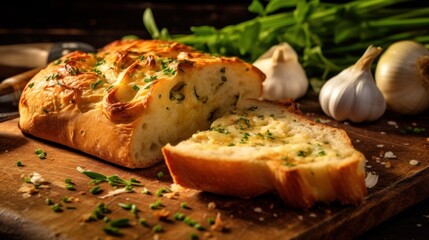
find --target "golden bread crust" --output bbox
[19,39,264,168]
[163,99,367,208]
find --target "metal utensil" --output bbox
[0,41,96,99]
[0,112,19,123]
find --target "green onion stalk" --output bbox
[141,0,429,90]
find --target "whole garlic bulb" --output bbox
[319,46,386,123]
[253,42,308,101]
[375,40,429,115]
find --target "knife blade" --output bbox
[0,41,96,68]
[0,41,96,98]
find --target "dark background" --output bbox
[1,1,428,239]
[0,0,254,48]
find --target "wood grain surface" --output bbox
[0,93,428,240]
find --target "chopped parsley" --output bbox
[90,185,102,195]
[155,187,171,197]
[235,117,251,130]
[45,198,54,205]
[45,73,60,81]
[95,59,106,66]
[139,218,150,227]
[240,132,250,144]
[52,203,62,212]
[149,200,163,209]
[152,224,164,233]
[132,85,140,91]
[91,68,102,75]
[77,167,143,187]
[90,80,103,89]
[156,171,164,179]
[28,82,35,88]
[35,148,46,159]
[210,125,229,134]
[297,150,310,157]
[144,75,157,83]
[180,202,190,209]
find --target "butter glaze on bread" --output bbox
[19,39,263,168]
[162,99,367,208]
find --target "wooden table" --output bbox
[0,93,428,240]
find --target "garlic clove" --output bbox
[319,45,386,123]
[253,42,308,101]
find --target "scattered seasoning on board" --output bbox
[409,160,420,166]
[34,148,46,159]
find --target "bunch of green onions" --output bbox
[142,0,429,88]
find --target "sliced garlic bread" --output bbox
[19,39,263,168]
[162,99,367,208]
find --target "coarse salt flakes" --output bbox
[384,151,397,159]
[403,143,410,146]
[365,171,379,189]
[387,121,398,128]
[254,207,263,213]
[309,213,317,218]
[409,160,420,166]
[208,202,216,209]
[344,121,350,125]
[298,215,304,221]
[380,131,386,135]
[416,224,422,227]
[376,144,384,148]
[356,139,361,143]
[273,213,278,217]
[259,217,265,221]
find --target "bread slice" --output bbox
[162,99,367,208]
[19,39,263,168]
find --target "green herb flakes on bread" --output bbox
[162,99,367,208]
[19,39,263,168]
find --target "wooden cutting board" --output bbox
[1,94,428,240]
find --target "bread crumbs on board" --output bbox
[409,160,420,166]
[253,207,262,213]
[387,121,398,128]
[384,151,397,159]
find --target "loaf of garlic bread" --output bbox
[19,39,264,168]
[162,99,367,208]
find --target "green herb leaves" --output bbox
[76,166,143,187]
[35,148,46,159]
[143,0,429,83]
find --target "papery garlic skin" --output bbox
[319,46,386,123]
[375,40,429,115]
[253,42,308,101]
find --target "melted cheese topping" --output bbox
[191,106,346,165]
